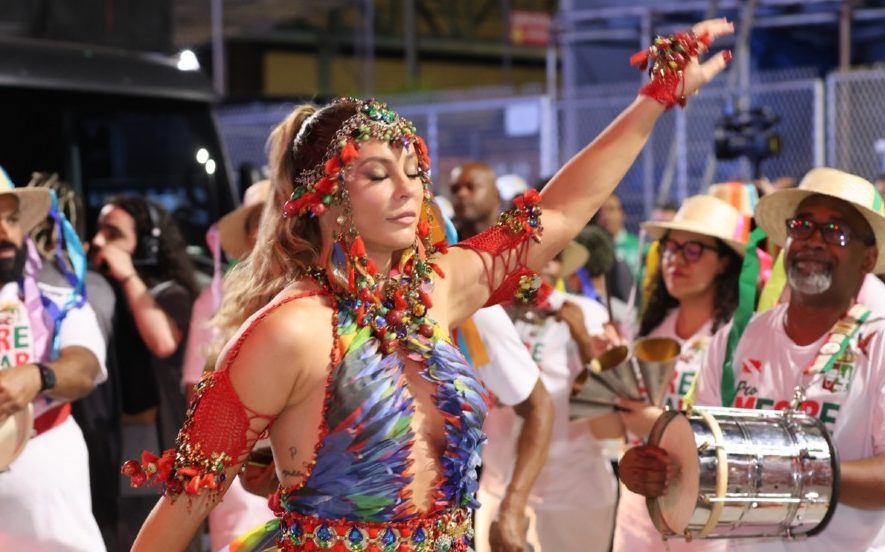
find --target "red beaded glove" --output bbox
[631,31,713,109]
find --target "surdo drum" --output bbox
[647,406,839,541]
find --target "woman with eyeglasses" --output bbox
[612,195,746,551]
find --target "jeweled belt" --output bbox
[276,507,473,551]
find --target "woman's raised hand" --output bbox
[680,18,736,97]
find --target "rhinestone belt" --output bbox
[276,507,473,551]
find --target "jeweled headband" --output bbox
[282,98,432,219]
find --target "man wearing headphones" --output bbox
[91,196,199,551]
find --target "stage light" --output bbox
[177,49,200,71]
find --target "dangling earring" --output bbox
[324,197,363,293]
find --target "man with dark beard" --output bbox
[0,168,107,551]
[620,168,885,551]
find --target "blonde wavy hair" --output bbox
[210,100,361,359]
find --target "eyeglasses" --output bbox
[785,217,854,247]
[659,237,718,263]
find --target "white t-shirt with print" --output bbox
[481,290,615,506]
[649,309,714,411]
[615,308,725,552]
[471,305,540,407]
[695,303,885,552]
[0,282,107,418]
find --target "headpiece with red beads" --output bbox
[283,99,431,219]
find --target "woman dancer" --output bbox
[124,19,733,551]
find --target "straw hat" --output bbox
[218,180,271,260]
[755,167,885,272]
[642,195,747,256]
[558,240,590,278]
[0,167,51,234]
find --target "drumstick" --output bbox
[602,273,614,322]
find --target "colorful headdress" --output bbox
[283,99,431,219]
[284,99,445,354]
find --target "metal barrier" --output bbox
[827,68,885,180]
[557,70,823,230]
[220,66,885,234]
[216,95,557,205]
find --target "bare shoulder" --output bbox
[220,284,336,412]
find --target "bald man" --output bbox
[450,162,501,239]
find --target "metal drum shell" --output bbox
[649,406,839,541]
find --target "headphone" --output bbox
[132,201,162,266]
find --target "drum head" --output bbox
[647,411,699,536]
[0,404,33,471]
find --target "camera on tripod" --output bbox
[714,101,782,177]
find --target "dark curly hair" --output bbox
[638,232,742,337]
[104,195,199,297]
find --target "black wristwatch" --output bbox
[36,363,57,392]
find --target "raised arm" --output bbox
[443,19,733,324]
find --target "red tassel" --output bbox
[141,450,159,469]
[185,474,201,495]
[366,259,378,275]
[429,263,445,278]
[394,291,408,311]
[419,290,433,308]
[350,236,366,257]
[629,50,649,68]
[202,473,218,491]
[157,449,176,481]
[434,240,449,254]
[315,177,334,194]
[417,219,430,238]
[324,157,341,176]
[341,142,359,163]
[415,136,431,167]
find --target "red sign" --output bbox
[510,10,551,47]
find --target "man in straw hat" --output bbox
[180,179,272,551]
[0,167,108,551]
[621,167,885,551]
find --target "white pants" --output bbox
[0,416,106,552]
[475,487,615,552]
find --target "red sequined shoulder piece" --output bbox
[121,288,330,500]
[455,190,543,307]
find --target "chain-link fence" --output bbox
[217,70,826,230]
[216,93,557,206]
[557,69,824,232]
[827,68,885,181]
[215,102,300,194]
